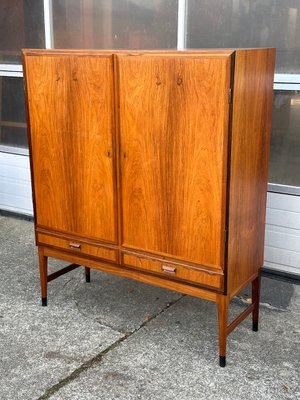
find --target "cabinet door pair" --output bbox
[25,52,233,271]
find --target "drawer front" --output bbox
[122,254,223,289]
[38,233,117,262]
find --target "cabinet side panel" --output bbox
[228,49,275,296]
[117,54,231,269]
[23,54,117,243]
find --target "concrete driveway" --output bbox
[0,215,299,400]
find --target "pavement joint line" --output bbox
[37,293,185,400]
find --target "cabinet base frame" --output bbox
[38,246,260,367]
[38,247,90,307]
[217,274,260,367]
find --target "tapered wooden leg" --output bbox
[218,295,229,367]
[38,247,48,306]
[252,273,261,332]
[85,267,91,283]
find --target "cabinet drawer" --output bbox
[122,254,223,289]
[37,233,117,262]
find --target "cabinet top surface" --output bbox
[21,48,275,58]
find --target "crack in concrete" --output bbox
[72,300,127,335]
[37,294,185,399]
[62,278,73,289]
[72,300,125,334]
[94,318,128,334]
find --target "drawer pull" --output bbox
[162,265,176,274]
[69,242,81,249]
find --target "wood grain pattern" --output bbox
[217,295,229,359]
[23,49,234,57]
[23,49,275,364]
[38,247,48,301]
[122,253,223,289]
[43,246,219,302]
[227,48,276,296]
[23,53,117,242]
[37,233,117,262]
[117,54,232,269]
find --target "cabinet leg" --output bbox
[218,295,229,367]
[85,267,91,283]
[38,247,48,306]
[252,273,261,332]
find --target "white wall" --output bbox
[264,192,300,275]
[0,152,33,215]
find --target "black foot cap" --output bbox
[219,356,226,368]
[86,275,90,283]
[253,321,258,332]
[42,297,47,307]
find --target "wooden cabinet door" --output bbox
[24,53,117,243]
[117,53,232,269]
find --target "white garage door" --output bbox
[0,152,33,215]
[265,190,300,276]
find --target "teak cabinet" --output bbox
[22,48,275,367]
